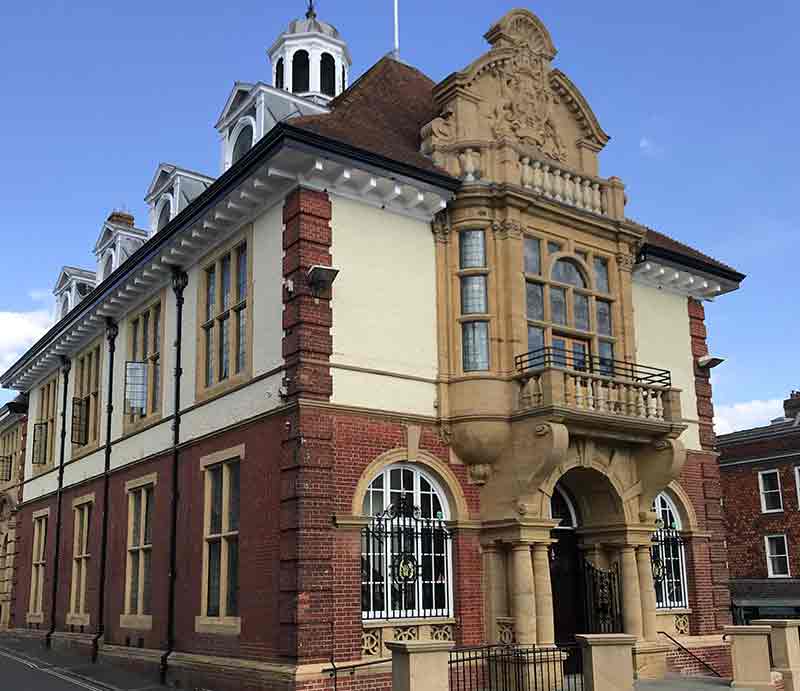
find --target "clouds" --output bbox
[715,399,785,435]
[0,290,55,403]
[639,136,664,158]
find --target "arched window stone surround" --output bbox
[155,194,173,232]
[350,448,469,522]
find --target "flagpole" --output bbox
[393,0,400,59]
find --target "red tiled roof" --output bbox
[292,56,443,175]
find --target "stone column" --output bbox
[724,625,774,691]
[532,543,555,646]
[619,546,643,640]
[576,634,637,691]
[636,546,658,642]
[753,620,800,691]
[386,641,455,691]
[484,543,507,644]
[510,543,537,644]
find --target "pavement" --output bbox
[0,637,165,691]
[636,676,745,690]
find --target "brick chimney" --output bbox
[784,391,800,420]
[107,210,134,227]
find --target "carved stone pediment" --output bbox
[423,9,610,186]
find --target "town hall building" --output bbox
[0,5,744,690]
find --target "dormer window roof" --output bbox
[145,163,215,234]
[94,211,148,281]
[53,266,97,320]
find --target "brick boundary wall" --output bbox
[665,643,732,679]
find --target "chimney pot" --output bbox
[784,391,800,419]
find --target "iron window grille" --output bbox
[32,423,48,465]
[71,396,90,447]
[651,527,689,610]
[361,494,452,621]
[124,361,149,416]
[0,456,11,483]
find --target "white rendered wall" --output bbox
[329,196,438,416]
[632,282,701,451]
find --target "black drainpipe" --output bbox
[91,319,118,663]
[160,268,188,684]
[46,356,71,649]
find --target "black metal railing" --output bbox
[582,560,623,635]
[659,631,722,678]
[362,495,452,621]
[449,644,584,691]
[515,347,671,387]
[651,528,689,610]
[323,657,392,691]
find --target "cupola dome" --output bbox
[267,1,351,106]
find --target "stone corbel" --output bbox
[634,438,686,519]
[523,422,570,502]
[450,419,512,485]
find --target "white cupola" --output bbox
[267,1,352,106]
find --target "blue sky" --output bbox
[0,0,797,431]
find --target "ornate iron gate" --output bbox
[581,560,622,634]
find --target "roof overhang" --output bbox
[633,246,743,301]
[1,123,458,392]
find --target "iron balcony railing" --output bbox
[515,347,672,387]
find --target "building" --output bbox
[0,5,745,689]
[0,394,28,628]
[718,392,800,624]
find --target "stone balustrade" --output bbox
[520,156,609,216]
[519,367,682,424]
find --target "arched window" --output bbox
[651,492,689,610]
[292,50,310,93]
[523,240,615,375]
[361,464,453,620]
[231,124,253,165]
[320,52,335,96]
[61,295,70,319]
[157,199,171,231]
[275,57,285,90]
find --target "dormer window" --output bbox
[275,58,285,90]
[292,50,310,93]
[231,124,254,164]
[61,295,70,319]
[321,53,335,97]
[156,199,172,231]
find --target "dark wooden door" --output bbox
[549,530,585,644]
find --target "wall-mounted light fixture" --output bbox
[697,354,725,369]
[307,265,340,298]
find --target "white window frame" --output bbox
[27,508,49,624]
[758,469,784,513]
[651,492,690,610]
[765,534,791,578]
[795,467,800,510]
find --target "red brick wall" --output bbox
[674,299,731,632]
[721,461,800,579]
[666,643,731,679]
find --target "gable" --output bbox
[215,82,255,129]
[424,9,609,182]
